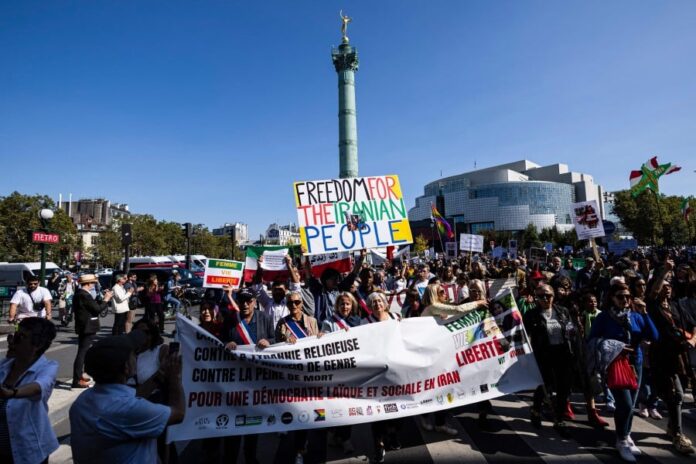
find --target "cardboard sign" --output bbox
[445,242,458,259]
[294,175,413,255]
[203,259,245,289]
[260,249,289,271]
[528,247,547,266]
[459,234,484,253]
[572,200,605,240]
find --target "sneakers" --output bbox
[673,433,694,454]
[342,440,355,454]
[606,401,616,413]
[434,424,458,436]
[616,440,637,462]
[588,408,609,427]
[626,435,642,455]
[371,446,386,464]
[648,408,662,420]
[637,407,649,418]
[419,416,434,431]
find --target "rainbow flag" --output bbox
[431,204,454,239]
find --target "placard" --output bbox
[572,200,605,240]
[445,242,458,259]
[459,234,484,253]
[294,175,413,255]
[202,259,245,289]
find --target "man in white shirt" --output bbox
[111,274,133,336]
[9,275,52,322]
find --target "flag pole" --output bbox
[650,189,668,246]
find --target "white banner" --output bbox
[459,234,484,253]
[260,249,289,271]
[167,291,542,442]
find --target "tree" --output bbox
[93,227,122,268]
[413,234,429,254]
[611,190,694,246]
[520,223,541,250]
[0,192,79,263]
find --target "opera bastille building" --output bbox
[408,160,605,235]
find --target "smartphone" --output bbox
[169,342,180,355]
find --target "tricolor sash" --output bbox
[284,316,309,339]
[332,313,350,330]
[235,319,256,345]
[356,289,373,317]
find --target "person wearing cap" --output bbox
[111,274,133,336]
[69,332,185,464]
[0,317,58,464]
[8,274,53,323]
[303,250,363,324]
[219,287,274,464]
[71,274,113,389]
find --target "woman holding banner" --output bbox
[319,292,361,454]
[361,292,402,463]
[419,283,488,434]
[275,291,320,464]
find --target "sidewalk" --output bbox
[48,379,83,464]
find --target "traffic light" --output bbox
[183,222,192,239]
[121,224,132,246]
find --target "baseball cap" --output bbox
[236,288,256,302]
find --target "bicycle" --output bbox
[164,286,192,320]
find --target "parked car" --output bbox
[129,267,204,304]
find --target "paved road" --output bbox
[7,310,694,463]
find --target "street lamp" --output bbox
[38,208,54,286]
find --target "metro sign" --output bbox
[32,232,60,244]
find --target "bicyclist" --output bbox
[164,271,182,313]
[59,273,77,325]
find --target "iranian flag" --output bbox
[629,156,681,197]
[308,252,352,278]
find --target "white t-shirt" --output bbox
[10,287,52,319]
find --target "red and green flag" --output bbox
[430,203,454,239]
[629,156,681,197]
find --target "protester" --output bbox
[523,282,575,438]
[164,270,182,313]
[647,274,695,454]
[142,275,165,334]
[69,332,185,464]
[124,272,142,333]
[304,250,362,323]
[58,273,76,326]
[72,274,112,389]
[319,292,361,454]
[111,274,133,336]
[275,291,320,464]
[221,287,274,464]
[361,292,402,463]
[199,301,224,339]
[0,317,58,464]
[8,275,52,323]
[589,283,658,462]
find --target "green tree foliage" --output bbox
[414,234,429,254]
[611,190,694,246]
[94,227,122,268]
[0,192,79,263]
[520,223,541,250]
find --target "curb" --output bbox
[49,379,84,426]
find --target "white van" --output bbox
[0,262,63,286]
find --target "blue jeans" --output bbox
[165,294,181,310]
[638,367,659,409]
[610,363,643,440]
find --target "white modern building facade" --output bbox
[409,160,605,233]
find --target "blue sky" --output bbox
[2,1,694,239]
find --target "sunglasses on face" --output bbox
[288,300,302,306]
[535,294,553,300]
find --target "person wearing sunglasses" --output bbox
[0,317,58,464]
[275,292,319,464]
[522,283,576,438]
[589,283,658,462]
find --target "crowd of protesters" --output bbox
[4,245,696,463]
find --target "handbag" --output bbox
[606,353,638,390]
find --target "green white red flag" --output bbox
[629,156,681,197]
[682,198,692,222]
